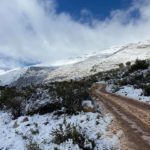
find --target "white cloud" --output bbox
[0,70,6,75]
[0,0,150,69]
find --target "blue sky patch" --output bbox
[55,0,133,21]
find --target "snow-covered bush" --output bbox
[51,120,95,150]
[82,100,95,112]
[0,77,94,118]
[49,80,93,114]
[26,137,41,150]
[0,86,63,118]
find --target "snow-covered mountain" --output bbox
[45,40,150,82]
[0,68,27,86]
[0,40,150,87]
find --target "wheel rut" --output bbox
[91,83,150,150]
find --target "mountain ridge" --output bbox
[0,40,150,87]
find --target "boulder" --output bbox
[82,100,95,112]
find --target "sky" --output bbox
[56,0,132,21]
[0,0,150,70]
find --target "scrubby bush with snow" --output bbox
[47,79,94,114]
[51,120,95,149]
[26,138,41,150]
[129,59,149,72]
[0,110,119,150]
[0,76,95,119]
[103,59,150,103]
[0,85,63,118]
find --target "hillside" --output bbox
[0,40,150,87]
[45,40,150,82]
[0,40,150,150]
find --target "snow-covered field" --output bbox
[0,111,120,150]
[107,84,150,104]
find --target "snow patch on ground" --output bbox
[82,100,94,109]
[0,111,120,150]
[116,86,150,103]
[107,84,150,104]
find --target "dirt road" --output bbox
[91,83,150,150]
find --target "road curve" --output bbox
[91,83,150,150]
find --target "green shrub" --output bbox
[118,63,124,69]
[143,84,150,96]
[0,87,24,118]
[129,59,149,72]
[118,78,128,86]
[51,121,95,150]
[49,80,91,114]
[145,73,150,83]
[126,61,131,67]
[26,138,41,150]
[30,129,39,135]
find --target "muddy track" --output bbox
[91,83,150,150]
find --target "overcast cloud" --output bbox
[0,0,150,69]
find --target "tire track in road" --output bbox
[91,84,150,150]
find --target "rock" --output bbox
[82,100,95,112]
[26,124,31,127]
[44,122,49,125]
[13,121,19,128]
[22,117,29,123]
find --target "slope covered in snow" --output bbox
[0,68,27,86]
[45,40,150,82]
[0,40,150,87]
[104,58,150,104]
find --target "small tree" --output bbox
[118,63,124,69]
[0,87,23,118]
[129,59,149,72]
[126,61,131,67]
[144,84,150,96]
[53,80,91,114]
[52,121,95,150]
